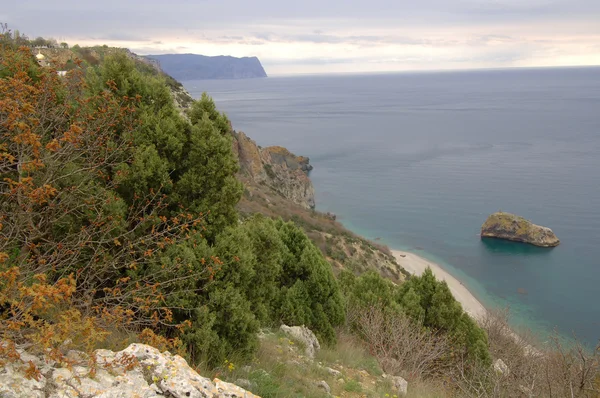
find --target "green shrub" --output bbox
[174,216,344,366]
[397,268,491,364]
[343,379,363,392]
[341,268,491,365]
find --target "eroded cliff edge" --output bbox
[232,131,315,210]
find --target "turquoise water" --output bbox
[184,67,600,347]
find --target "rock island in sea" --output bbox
[480,211,560,247]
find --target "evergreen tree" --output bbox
[86,53,242,240]
[173,113,242,240]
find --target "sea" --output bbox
[183,67,600,348]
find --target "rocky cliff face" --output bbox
[481,212,560,247]
[233,132,315,209]
[0,343,259,398]
[147,54,268,80]
[158,68,313,209]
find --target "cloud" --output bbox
[2,0,599,73]
[94,33,151,42]
[264,57,359,65]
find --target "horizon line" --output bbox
[266,63,600,78]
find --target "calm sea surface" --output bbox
[184,67,600,346]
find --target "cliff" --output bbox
[481,212,560,247]
[233,131,315,209]
[229,133,405,282]
[146,54,268,80]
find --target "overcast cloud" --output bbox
[3,0,600,74]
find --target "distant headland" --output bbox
[145,53,268,80]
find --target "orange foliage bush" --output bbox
[0,45,209,372]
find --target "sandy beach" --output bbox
[392,250,487,320]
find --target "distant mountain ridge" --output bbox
[146,53,267,80]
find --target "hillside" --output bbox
[146,53,268,80]
[2,36,599,398]
[231,131,408,283]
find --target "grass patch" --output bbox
[207,328,398,398]
[343,378,363,392]
[317,332,383,377]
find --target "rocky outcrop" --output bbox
[233,132,315,209]
[481,212,560,247]
[0,343,259,398]
[169,84,194,113]
[279,325,321,359]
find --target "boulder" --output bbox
[316,380,331,394]
[391,375,408,396]
[279,325,321,359]
[494,358,510,375]
[0,362,46,398]
[481,212,559,247]
[325,367,342,378]
[0,343,259,398]
[214,378,260,397]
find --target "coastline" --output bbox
[391,249,487,320]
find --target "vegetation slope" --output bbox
[1,30,598,397]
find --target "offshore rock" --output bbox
[481,212,560,247]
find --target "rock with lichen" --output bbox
[0,343,260,398]
[481,212,559,247]
[279,325,321,359]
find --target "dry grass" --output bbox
[454,308,600,397]
[206,329,399,398]
[352,306,452,381]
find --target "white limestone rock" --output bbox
[316,380,331,394]
[1,342,260,398]
[214,378,260,397]
[494,358,510,375]
[391,375,408,396]
[325,367,342,378]
[279,325,321,359]
[0,361,46,398]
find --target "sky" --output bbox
[3,0,600,75]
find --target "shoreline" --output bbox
[391,249,487,320]
[392,249,545,356]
